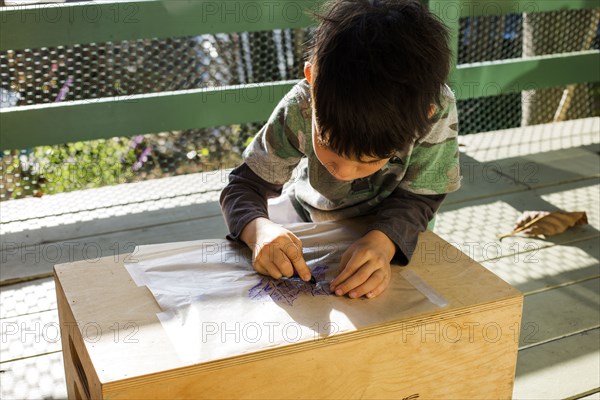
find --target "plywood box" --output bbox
[55,224,523,400]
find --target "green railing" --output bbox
[0,0,599,151]
[430,0,600,99]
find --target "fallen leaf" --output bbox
[498,211,588,240]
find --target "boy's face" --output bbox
[305,61,390,181]
[311,111,390,182]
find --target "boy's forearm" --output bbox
[219,163,284,243]
[361,230,397,261]
[366,189,446,265]
[239,217,271,246]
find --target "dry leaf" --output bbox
[498,211,588,240]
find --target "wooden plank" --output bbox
[0,277,56,319]
[430,0,600,19]
[458,118,599,162]
[436,178,600,263]
[1,169,231,224]
[452,51,600,100]
[0,0,319,51]
[446,144,599,206]
[493,145,599,190]
[444,153,530,205]
[1,197,223,248]
[519,279,600,348]
[482,237,600,295]
[0,351,67,400]
[3,0,596,52]
[103,305,522,399]
[0,82,296,150]
[0,214,228,282]
[446,117,599,205]
[0,309,61,363]
[0,169,228,247]
[513,329,600,399]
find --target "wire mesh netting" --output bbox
[1,31,310,105]
[0,28,313,200]
[1,8,599,201]
[458,9,600,134]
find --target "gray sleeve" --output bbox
[219,163,284,243]
[366,188,446,265]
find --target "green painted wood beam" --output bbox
[0,81,298,151]
[0,0,320,52]
[430,0,599,20]
[430,1,460,84]
[450,50,600,100]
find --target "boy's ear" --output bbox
[304,62,313,84]
[428,104,436,118]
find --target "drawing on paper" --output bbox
[248,264,332,306]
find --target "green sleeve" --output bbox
[242,84,309,186]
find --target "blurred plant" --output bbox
[0,123,260,201]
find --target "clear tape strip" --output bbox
[401,269,449,308]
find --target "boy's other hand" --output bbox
[240,217,312,281]
[329,230,395,299]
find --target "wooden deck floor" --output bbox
[1,117,599,399]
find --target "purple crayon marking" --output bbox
[248,264,332,306]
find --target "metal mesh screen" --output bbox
[1,8,599,201]
[457,8,600,134]
[1,30,311,105]
[0,28,313,200]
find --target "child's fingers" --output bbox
[272,250,294,278]
[332,259,378,296]
[364,277,390,299]
[336,247,353,278]
[330,250,369,290]
[254,250,283,279]
[262,260,283,279]
[283,239,312,281]
[347,269,388,299]
[253,262,278,278]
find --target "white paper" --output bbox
[124,219,445,364]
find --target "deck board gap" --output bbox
[564,387,600,400]
[0,273,54,287]
[518,326,600,352]
[523,275,600,297]
[0,307,57,321]
[5,189,224,224]
[0,350,62,365]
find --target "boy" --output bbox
[220,0,460,299]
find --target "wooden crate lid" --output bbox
[55,221,522,385]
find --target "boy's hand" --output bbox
[240,217,312,281]
[329,230,396,299]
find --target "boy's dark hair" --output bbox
[308,0,451,160]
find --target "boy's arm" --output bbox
[219,163,284,243]
[369,87,459,265]
[220,165,312,281]
[329,189,446,299]
[365,188,446,265]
